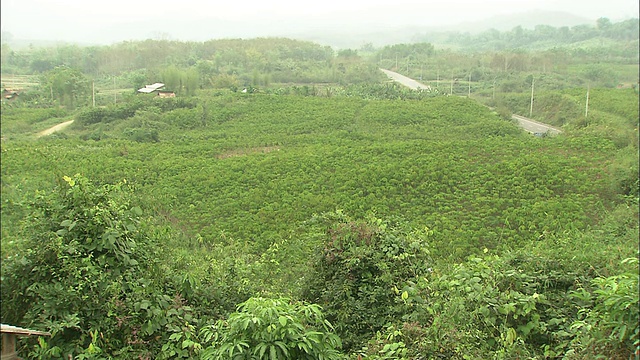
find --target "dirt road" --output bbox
[37,120,74,137]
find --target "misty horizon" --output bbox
[1,0,638,48]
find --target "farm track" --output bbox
[380,68,562,135]
[37,120,74,137]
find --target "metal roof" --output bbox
[137,83,165,93]
[145,83,165,89]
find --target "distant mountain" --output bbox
[291,10,597,49]
[446,10,593,33]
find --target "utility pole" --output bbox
[585,84,590,118]
[450,70,454,95]
[492,78,496,100]
[529,77,535,118]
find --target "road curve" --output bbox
[380,69,431,90]
[379,68,561,135]
[37,120,74,137]
[511,115,562,135]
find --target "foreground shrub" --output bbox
[568,257,639,359]
[0,175,191,359]
[303,211,432,351]
[199,297,343,360]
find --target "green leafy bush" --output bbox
[406,253,550,358]
[351,325,409,360]
[303,211,431,351]
[199,297,343,360]
[75,100,144,126]
[568,258,639,359]
[123,127,160,142]
[0,175,187,358]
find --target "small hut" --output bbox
[157,90,176,98]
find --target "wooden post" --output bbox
[1,324,51,360]
[2,332,18,360]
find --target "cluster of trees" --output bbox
[1,37,383,98]
[375,42,435,67]
[1,38,331,76]
[416,18,639,52]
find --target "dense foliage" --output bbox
[1,37,384,108]
[1,175,179,358]
[303,211,431,350]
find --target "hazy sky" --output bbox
[1,0,638,44]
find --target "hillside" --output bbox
[0,31,638,359]
[2,87,638,358]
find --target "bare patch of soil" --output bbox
[216,146,281,159]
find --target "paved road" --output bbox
[380,69,431,90]
[380,68,561,135]
[37,120,74,137]
[511,115,561,135]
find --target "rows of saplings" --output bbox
[1,92,637,358]
[3,94,627,258]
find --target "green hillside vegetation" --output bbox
[378,19,638,102]
[1,25,638,359]
[1,37,382,105]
